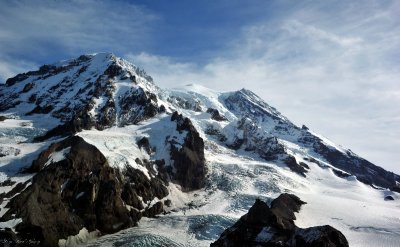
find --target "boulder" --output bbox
[211,194,348,247]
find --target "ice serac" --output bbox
[211,194,349,247]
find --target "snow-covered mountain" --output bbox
[0,53,399,246]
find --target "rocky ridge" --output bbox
[211,194,349,247]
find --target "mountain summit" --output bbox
[0,54,399,246]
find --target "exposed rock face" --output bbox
[295,226,350,247]
[207,108,227,121]
[298,131,400,189]
[211,193,348,247]
[170,111,207,191]
[284,156,308,177]
[0,136,169,247]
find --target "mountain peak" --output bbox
[0,53,160,132]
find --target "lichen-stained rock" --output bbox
[0,136,169,247]
[211,194,348,247]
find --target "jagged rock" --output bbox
[122,165,168,204]
[207,108,227,121]
[142,201,164,217]
[0,182,29,206]
[299,162,310,170]
[1,136,168,247]
[167,95,203,112]
[137,137,152,154]
[205,125,227,142]
[170,112,207,191]
[118,87,159,126]
[270,193,306,230]
[332,169,351,178]
[22,82,34,93]
[295,225,349,247]
[284,156,308,177]
[0,116,8,121]
[298,131,400,189]
[211,194,348,247]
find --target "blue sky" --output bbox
[1,0,399,173]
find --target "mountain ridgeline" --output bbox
[0,53,399,246]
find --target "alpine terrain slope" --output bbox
[0,53,399,246]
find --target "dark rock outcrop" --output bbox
[211,193,348,247]
[207,108,227,121]
[298,131,400,189]
[1,136,169,247]
[284,156,308,177]
[170,112,207,191]
[295,225,350,247]
[384,195,394,201]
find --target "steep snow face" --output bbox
[1,55,400,246]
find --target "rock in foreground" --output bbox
[211,193,348,247]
